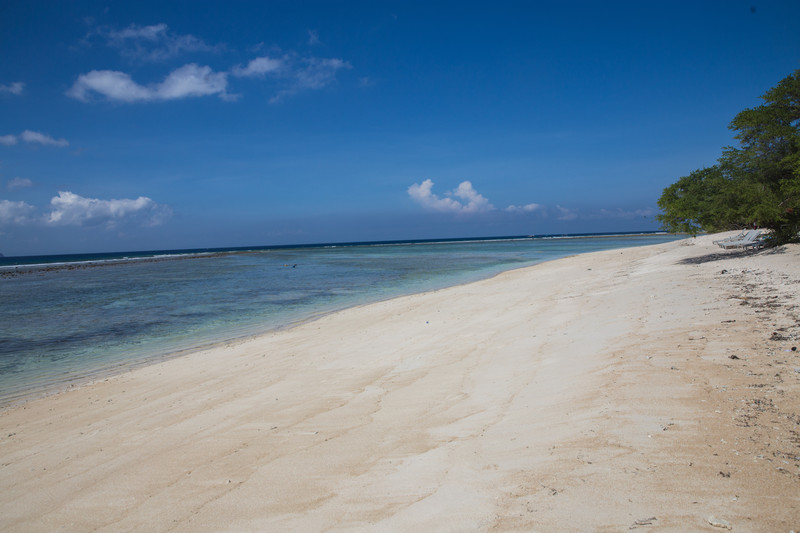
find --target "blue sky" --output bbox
[1,1,799,255]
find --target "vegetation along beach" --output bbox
[2,2,799,531]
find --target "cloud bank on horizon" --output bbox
[0,190,171,230]
[408,179,494,214]
[407,179,643,222]
[0,130,157,233]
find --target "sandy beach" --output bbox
[1,233,798,531]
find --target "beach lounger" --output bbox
[718,230,765,250]
[713,230,749,245]
[740,235,768,250]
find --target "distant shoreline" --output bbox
[0,230,672,269]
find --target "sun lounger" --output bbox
[713,230,749,245]
[718,229,765,250]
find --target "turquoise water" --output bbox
[0,233,681,404]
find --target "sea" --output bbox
[0,232,683,405]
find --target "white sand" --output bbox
[1,233,798,531]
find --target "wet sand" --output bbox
[1,232,798,531]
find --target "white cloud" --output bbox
[1,131,69,147]
[0,191,171,228]
[0,82,24,96]
[83,22,351,103]
[97,23,219,62]
[84,23,351,103]
[408,179,463,212]
[269,56,352,103]
[295,57,350,90]
[408,179,494,214]
[20,130,69,147]
[0,199,36,226]
[111,23,169,41]
[408,182,655,224]
[596,207,655,219]
[231,56,284,78]
[555,205,578,220]
[45,191,172,228]
[451,181,494,213]
[506,203,543,213]
[7,177,33,190]
[67,64,229,103]
[67,70,150,102]
[158,64,229,100]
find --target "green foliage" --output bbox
[657,70,800,244]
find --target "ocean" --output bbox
[0,233,682,404]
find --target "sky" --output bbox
[1,1,799,256]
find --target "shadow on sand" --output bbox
[678,245,786,265]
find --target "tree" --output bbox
[657,70,800,244]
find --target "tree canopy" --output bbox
[657,70,800,244]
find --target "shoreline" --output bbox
[0,231,673,270]
[1,234,680,408]
[1,233,798,530]
[0,259,533,409]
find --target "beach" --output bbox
[1,233,798,531]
